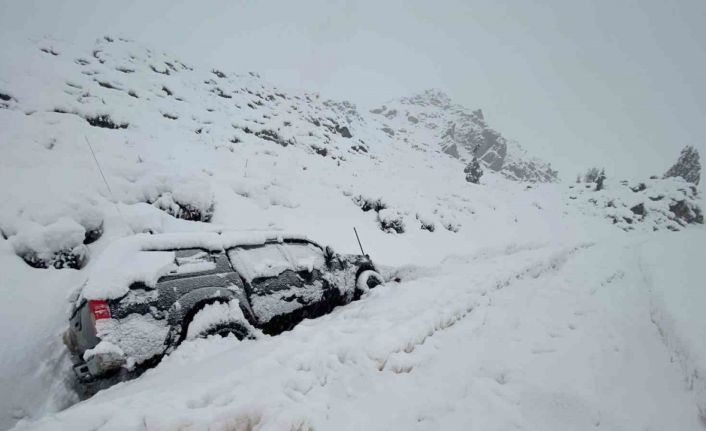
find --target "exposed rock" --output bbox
[371,89,558,182]
[631,183,647,192]
[569,177,703,232]
[630,203,645,217]
[442,143,460,158]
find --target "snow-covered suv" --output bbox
[63,232,383,387]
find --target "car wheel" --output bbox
[185,301,251,341]
[198,321,249,340]
[355,270,384,299]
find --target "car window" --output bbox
[280,242,325,272]
[227,244,291,282]
[168,249,216,275]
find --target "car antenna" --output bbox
[353,227,367,256]
[85,135,130,231]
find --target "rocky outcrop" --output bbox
[370,89,558,182]
[567,177,703,232]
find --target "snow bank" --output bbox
[640,232,706,421]
[10,218,88,269]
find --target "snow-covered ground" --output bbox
[5,233,706,431]
[1,35,704,430]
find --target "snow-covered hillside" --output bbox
[0,35,705,430]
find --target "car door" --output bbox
[226,241,341,334]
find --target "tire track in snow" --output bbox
[377,241,594,373]
[378,240,551,285]
[638,250,706,425]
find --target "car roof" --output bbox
[81,231,318,300]
[126,231,316,252]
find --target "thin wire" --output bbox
[84,136,129,229]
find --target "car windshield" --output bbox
[227,241,324,281]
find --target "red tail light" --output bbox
[88,300,111,322]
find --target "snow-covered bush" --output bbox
[68,203,104,244]
[377,208,405,234]
[352,195,387,213]
[84,113,129,129]
[416,213,436,232]
[464,157,483,184]
[11,218,88,269]
[131,176,215,222]
[583,167,601,183]
[434,210,461,233]
[151,192,214,222]
[595,169,606,191]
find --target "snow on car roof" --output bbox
[81,231,313,300]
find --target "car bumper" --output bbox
[64,329,124,380]
[73,351,125,380]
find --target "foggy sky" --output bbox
[1,0,704,180]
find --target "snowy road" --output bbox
[12,237,704,431]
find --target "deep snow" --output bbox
[7,234,706,431]
[0,35,704,430]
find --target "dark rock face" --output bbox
[442,143,460,158]
[630,203,645,217]
[664,146,701,185]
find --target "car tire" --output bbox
[355,270,384,299]
[185,301,251,341]
[197,321,249,340]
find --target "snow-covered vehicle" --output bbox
[63,232,383,387]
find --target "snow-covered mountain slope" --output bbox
[0,35,705,431]
[370,89,559,182]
